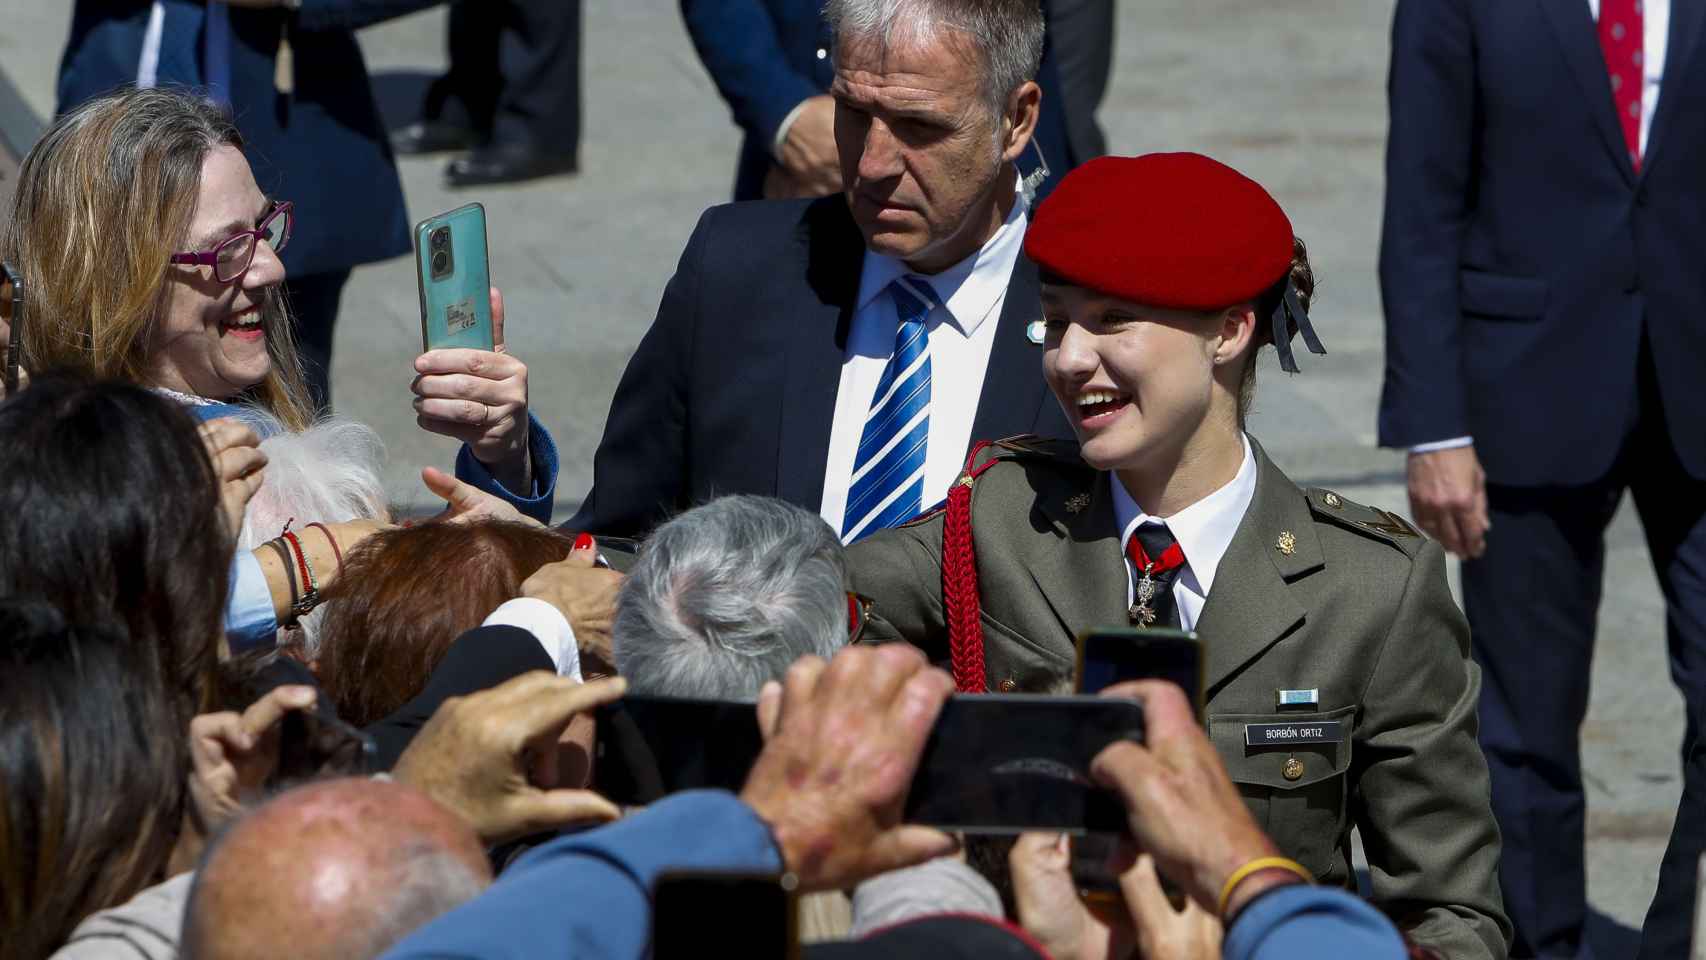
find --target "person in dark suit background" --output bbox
[681,0,1103,204]
[390,0,583,187]
[573,0,1074,541]
[56,0,444,410]
[1380,1,1706,956]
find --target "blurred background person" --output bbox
[681,0,1107,203]
[1380,1,1706,956]
[390,0,583,187]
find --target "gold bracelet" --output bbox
[1217,856,1313,919]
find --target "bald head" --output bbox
[183,778,492,960]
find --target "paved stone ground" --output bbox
[0,2,1685,951]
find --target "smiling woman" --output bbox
[0,86,312,430]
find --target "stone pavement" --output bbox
[0,1,1685,951]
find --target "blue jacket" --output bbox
[1378,0,1706,484]
[56,0,443,278]
[680,0,1082,203]
[379,789,1406,960]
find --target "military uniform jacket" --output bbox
[847,436,1512,960]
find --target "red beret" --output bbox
[1024,152,1295,310]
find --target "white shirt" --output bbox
[482,597,583,681]
[1414,0,1668,456]
[1110,437,1258,631]
[818,181,1029,536]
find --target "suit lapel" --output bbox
[1195,442,1323,695]
[970,254,1052,445]
[775,198,864,510]
[1641,0,1706,174]
[1538,0,1639,183]
[1025,473,1129,641]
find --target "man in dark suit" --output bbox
[1380,1,1706,956]
[573,0,1073,540]
[680,0,1093,204]
[391,0,583,187]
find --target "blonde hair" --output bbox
[0,86,312,429]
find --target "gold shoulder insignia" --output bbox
[1348,509,1421,540]
[1306,488,1425,553]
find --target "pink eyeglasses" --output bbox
[169,201,294,284]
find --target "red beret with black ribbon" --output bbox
[1023,152,1326,373]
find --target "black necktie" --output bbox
[1127,522,1185,629]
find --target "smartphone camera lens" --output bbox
[427,226,454,280]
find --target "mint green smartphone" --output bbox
[414,203,495,351]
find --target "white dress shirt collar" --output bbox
[854,176,1028,338]
[1110,435,1258,601]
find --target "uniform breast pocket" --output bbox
[1208,705,1356,881]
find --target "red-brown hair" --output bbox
[314,519,577,727]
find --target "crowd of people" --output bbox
[1,0,1701,957]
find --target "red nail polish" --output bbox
[573,532,594,551]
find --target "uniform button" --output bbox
[816,47,828,60]
[998,678,1017,692]
[1282,757,1305,781]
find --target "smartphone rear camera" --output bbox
[428,226,455,280]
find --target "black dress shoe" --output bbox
[445,142,578,187]
[391,119,478,156]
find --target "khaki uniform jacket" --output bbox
[847,436,1512,960]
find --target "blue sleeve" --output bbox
[680,0,821,148]
[224,551,278,654]
[1223,885,1407,960]
[454,413,558,525]
[1376,0,1476,447]
[381,791,783,960]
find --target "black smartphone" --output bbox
[273,708,377,786]
[2,261,22,396]
[1076,627,1204,714]
[595,694,1143,834]
[653,871,798,959]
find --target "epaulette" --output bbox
[964,434,1088,473]
[1305,487,1427,556]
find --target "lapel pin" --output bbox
[1323,492,1343,509]
[1276,531,1297,556]
[1065,493,1090,514]
[1025,320,1046,344]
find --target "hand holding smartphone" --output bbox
[414,203,495,352]
[595,693,1143,834]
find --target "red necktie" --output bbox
[1126,523,1186,628]
[1599,0,1644,170]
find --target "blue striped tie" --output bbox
[843,277,937,543]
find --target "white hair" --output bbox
[614,496,849,701]
[236,412,389,658]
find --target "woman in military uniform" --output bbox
[846,153,1511,960]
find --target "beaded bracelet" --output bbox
[1217,856,1313,919]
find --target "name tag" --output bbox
[1244,721,1346,746]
